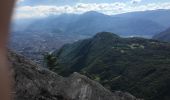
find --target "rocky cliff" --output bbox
[8,51,141,100]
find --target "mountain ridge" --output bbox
[153,28,170,42]
[9,50,141,100]
[17,10,165,37]
[115,9,170,28]
[11,9,170,63]
[53,32,170,100]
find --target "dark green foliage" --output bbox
[44,53,59,71]
[53,32,170,100]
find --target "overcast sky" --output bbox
[14,0,170,19]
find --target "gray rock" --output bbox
[8,51,142,100]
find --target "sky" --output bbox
[14,0,170,19]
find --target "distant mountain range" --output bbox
[11,9,170,62]
[153,27,170,42]
[14,10,170,37]
[115,9,170,28]
[53,32,170,100]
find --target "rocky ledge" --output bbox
[8,51,142,100]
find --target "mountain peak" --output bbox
[93,32,120,40]
[82,11,105,16]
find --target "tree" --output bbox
[44,53,58,71]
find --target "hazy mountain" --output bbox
[9,51,141,100]
[153,27,170,42]
[11,9,170,62]
[53,32,170,100]
[22,11,165,37]
[11,18,40,32]
[115,9,170,28]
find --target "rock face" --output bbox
[8,51,141,100]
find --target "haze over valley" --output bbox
[11,9,170,63]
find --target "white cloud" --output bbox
[14,2,170,19]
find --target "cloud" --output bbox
[14,2,170,19]
[131,0,142,4]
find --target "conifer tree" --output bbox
[44,53,58,71]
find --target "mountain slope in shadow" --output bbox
[8,51,141,100]
[54,32,170,100]
[153,27,170,42]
